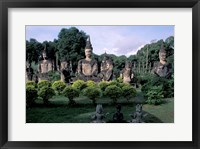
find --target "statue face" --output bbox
[159,52,166,61]
[42,52,47,60]
[85,48,92,58]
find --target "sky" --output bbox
[26,25,174,57]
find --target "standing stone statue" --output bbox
[99,52,113,81]
[120,61,134,84]
[38,45,53,81]
[129,104,145,123]
[91,104,106,123]
[26,63,34,82]
[152,43,172,78]
[60,60,72,84]
[77,36,100,82]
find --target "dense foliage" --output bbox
[104,85,122,104]
[52,80,66,95]
[62,86,80,105]
[82,87,101,105]
[26,85,38,107]
[38,86,55,105]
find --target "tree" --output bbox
[57,27,88,72]
[26,38,43,66]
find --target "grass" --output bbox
[26,90,174,123]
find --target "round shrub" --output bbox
[38,86,55,105]
[82,87,101,105]
[104,85,122,104]
[26,81,36,88]
[122,85,137,101]
[119,82,131,88]
[38,80,51,90]
[108,80,119,86]
[145,85,164,105]
[98,81,109,91]
[86,80,96,87]
[72,80,87,91]
[26,85,38,107]
[62,86,80,105]
[52,80,66,95]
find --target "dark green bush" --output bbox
[104,85,122,104]
[122,85,137,101]
[38,86,55,105]
[72,80,87,91]
[52,80,66,95]
[38,80,51,90]
[145,85,164,105]
[26,85,38,107]
[62,86,80,105]
[108,80,119,86]
[82,87,101,105]
[48,71,60,83]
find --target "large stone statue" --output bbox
[152,43,172,78]
[120,61,134,84]
[38,45,53,81]
[77,37,100,81]
[99,52,113,81]
[112,104,125,123]
[60,60,72,84]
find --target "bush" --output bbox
[145,85,164,105]
[86,80,96,87]
[108,80,119,86]
[83,87,101,105]
[122,85,137,101]
[52,80,66,95]
[119,82,131,88]
[104,85,122,104]
[116,77,123,83]
[26,85,38,107]
[26,81,37,88]
[48,71,61,83]
[62,86,80,105]
[98,81,109,91]
[141,75,174,98]
[72,80,87,91]
[38,80,51,90]
[38,86,55,105]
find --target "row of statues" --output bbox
[91,104,145,123]
[26,36,172,84]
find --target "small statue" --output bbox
[38,45,53,81]
[120,61,134,84]
[77,36,100,82]
[129,104,145,123]
[112,104,125,123]
[91,104,106,123]
[26,63,34,81]
[99,52,113,81]
[60,60,72,84]
[152,43,172,78]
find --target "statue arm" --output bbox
[77,60,83,75]
[92,61,98,76]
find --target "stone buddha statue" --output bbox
[77,37,99,81]
[60,60,72,84]
[120,61,134,84]
[91,104,106,123]
[129,104,145,123]
[99,52,113,81]
[152,43,172,78]
[38,45,53,81]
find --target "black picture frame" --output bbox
[0,0,199,148]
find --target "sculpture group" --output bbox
[26,36,171,84]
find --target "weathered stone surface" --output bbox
[120,61,134,83]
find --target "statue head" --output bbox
[116,104,121,112]
[136,104,142,112]
[85,36,93,58]
[42,45,47,60]
[125,61,132,70]
[159,43,167,62]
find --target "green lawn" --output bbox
[26,91,174,123]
